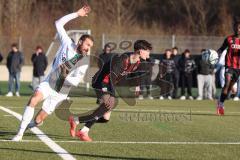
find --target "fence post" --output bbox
[172,34,176,48]
[19,36,22,51]
[102,33,105,49]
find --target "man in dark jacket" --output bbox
[95,44,114,103]
[138,57,154,100]
[6,43,24,97]
[97,44,114,69]
[159,49,176,100]
[178,49,196,100]
[172,47,181,99]
[31,46,48,90]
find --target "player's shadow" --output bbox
[0,147,171,160]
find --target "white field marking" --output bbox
[1,139,240,145]
[3,106,240,115]
[0,106,76,160]
[3,115,14,117]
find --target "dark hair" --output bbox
[36,45,43,50]
[104,44,111,50]
[201,49,206,53]
[184,49,190,53]
[79,34,94,42]
[172,46,178,50]
[134,40,152,52]
[11,43,18,48]
[165,49,172,53]
[233,17,240,34]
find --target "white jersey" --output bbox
[43,13,88,95]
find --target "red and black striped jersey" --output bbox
[218,35,240,69]
[92,53,142,95]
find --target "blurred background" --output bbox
[0,0,240,64]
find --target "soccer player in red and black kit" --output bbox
[217,19,240,115]
[69,40,152,141]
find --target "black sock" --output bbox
[85,119,97,129]
[78,103,110,123]
[220,93,228,103]
[96,117,109,123]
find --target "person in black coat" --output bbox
[178,49,196,100]
[97,44,114,69]
[95,44,114,104]
[31,46,48,90]
[172,47,181,99]
[138,57,154,100]
[6,43,24,97]
[159,49,176,99]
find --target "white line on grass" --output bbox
[3,114,14,117]
[1,139,240,145]
[0,106,76,160]
[3,106,240,115]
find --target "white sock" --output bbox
[17,106,35,135]
[81,126,89,133]
[74,116,79,125]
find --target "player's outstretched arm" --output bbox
[55,5,91,44]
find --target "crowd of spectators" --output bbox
[0,43,239,101]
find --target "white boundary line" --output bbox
[2,106,240,114]
[1,139,240,145]
[0,106,76,160]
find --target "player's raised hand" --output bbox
[77,5,91,17]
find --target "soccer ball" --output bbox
[202,49,219,65]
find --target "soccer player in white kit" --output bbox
[12,5,93,141]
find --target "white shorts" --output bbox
[36,82,67,115]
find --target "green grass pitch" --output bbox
[0,96,240,160]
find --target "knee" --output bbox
[102,95,115,108]
[35,115,43,124]
[29,97,38,107]
[28,92,42,107]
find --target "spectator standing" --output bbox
[138,58,154,100]
[172,47,181,99]
[6,43,24,97]
[159,49,175,100]
[95,44,114,104]
[98,44,113,69]
[179,49,196,100]
[196,49,214,100]
[31,46,48,90]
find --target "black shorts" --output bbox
[94,82,115,99]
[225,67,240,83]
